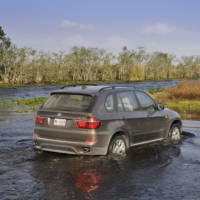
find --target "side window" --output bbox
[135,91,155,108]
[117,91,139,112]
[105,94,114,112]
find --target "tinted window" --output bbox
[105,94,114,112]
[42,94,93,112]
[135,91,155,108]
[117,91,139,112]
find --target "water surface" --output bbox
[1,81,200,200]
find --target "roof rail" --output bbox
[99,85,137,92]
[60,83,99,89]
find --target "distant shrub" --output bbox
[167,81,200,100]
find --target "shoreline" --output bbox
[0,79,190,88]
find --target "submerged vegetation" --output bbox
[1,26,200,85]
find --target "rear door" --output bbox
[134,90,167,142]
[116,91,146,145]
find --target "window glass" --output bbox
[105,94,114,112]
[117,91,138,112]
[135,91,155,108]
[42,94,93,112]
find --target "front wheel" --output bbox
[108,135,127,156]
[168,124,182,144]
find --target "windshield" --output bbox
[42,94,94,112]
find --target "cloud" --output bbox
[63,35,93,48]
[60,19,95,31]
[105,36,129,49]
[60,20,77,28]
[142,23,177,34]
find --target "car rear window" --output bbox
[42,94,94,112]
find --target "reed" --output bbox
[167,81,200,100]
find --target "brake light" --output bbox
[35,116,45,125]
[33,133,39,137]
[76,117,101,129]
[85,139,98,143]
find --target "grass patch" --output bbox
[11,97,47,110]
[166,101,200,115]
[147,88,166,95]
[0,97,47,111]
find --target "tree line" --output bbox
[0,26,200,85]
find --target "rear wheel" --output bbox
[33,148,43,154]
[108,135,127,156]
[168,124,181,144]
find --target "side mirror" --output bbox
[157,103,165,110]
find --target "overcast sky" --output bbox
[1,0,200,56]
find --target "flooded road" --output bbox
[1,81,200,200]
[0,112,200,200]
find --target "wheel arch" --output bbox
[171,119,182,126]
[171,119,182,129]
[106,129,130,154]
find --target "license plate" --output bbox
[54,118,66,127]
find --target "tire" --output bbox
[108,135,127,156]
[33,146,44,154]
[168,123,182,144]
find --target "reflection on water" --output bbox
[75,169,104,193]
[30,144,181,200]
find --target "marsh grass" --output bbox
[151,81,200,118]
[167,101,200,115]
[167,81,200,100]
[147,88,166,95]
[0,97,47,112]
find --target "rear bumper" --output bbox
[33,135,107,155]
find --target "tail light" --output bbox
[33,133,39,137]
[76,117,101,129]
[35,116,45,125]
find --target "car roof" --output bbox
[51,84,137,96]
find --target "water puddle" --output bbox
[183,120,200,129]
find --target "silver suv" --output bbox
[33,84,182,156]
